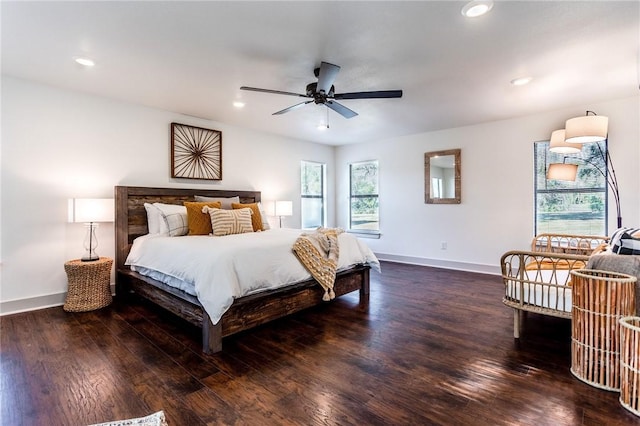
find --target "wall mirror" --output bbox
[424,149,461,204]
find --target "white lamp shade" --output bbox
[549,129,581,154]
[263,200,276,217]
[564,115,608,143]
[68,198,114,223]
[275,200,293,217]
[547,163,578,181]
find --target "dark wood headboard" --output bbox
[114,186,261,271]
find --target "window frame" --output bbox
[349,160,380,234]
[300,160,326,229]
[533,140,608,236]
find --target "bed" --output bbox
[115,185,375,353]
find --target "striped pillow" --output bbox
[610,227,640,255]
[203,206,254,236]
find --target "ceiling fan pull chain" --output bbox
[326,104,330,129]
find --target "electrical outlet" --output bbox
[441,241,447,250]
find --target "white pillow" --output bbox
[258,202,270,231]
[194,195,240,210]
[144,203,162,234]
[203,206,253,236]
[153,203,188,236]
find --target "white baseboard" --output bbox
[374,252,501,276]
[0,283,116,316]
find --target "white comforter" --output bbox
[125,228,380,324]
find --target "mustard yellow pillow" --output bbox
[184,201,221,235]
[232,202,263,232]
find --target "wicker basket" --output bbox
[620,316,640,417]
[570,269,637,391]
[63,257,113,312]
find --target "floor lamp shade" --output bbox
[68,198,114,261]
[549,129,581,154]
[565,115,608,143]
[547,163,578,181]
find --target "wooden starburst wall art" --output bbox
[171,122,222,180]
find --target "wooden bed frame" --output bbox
[114,186,370,354]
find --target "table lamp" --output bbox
[275,200,293,228]
[68,198,114,261]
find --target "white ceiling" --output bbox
[2,1,638,145]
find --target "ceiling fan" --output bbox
[240,61,403,119]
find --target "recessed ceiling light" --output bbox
[461,1,493,18]
[233,101,245,108]
[74,57,95,67]
[510,76,533,86]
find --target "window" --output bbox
[431,177,443,198]
[300,161,326,229]
[349,160,379,231]
[534,140,608,235]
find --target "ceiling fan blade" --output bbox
[240,86,308,98]
[272,100,314,115]
[333,90,403,100]
[326,101,358,119]
[316,62,340,94]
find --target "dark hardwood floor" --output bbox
[2,261,638,425]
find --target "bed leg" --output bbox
[202,312,222,354]
[115,273,133,301]
[513,309,521,339]
[359,267,370,307]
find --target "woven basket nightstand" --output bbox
[63,257,113,312]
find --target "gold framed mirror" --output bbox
[424,149,461,204]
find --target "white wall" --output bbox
[0,76,335,313]
[2,76,638,313]
[336,95,640,274]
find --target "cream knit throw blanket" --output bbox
[292,227,343,301]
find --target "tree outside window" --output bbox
[349,160,379,231]
[534,140,608,235]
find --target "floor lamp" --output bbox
[547,112,621,228]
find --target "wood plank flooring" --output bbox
[2,261,638,425]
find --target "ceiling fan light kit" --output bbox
[240,61,403,120]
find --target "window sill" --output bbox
[347,230,381,239]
